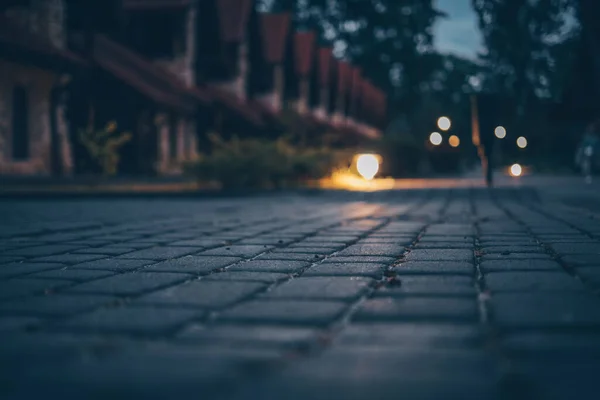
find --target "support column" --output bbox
[187,119,198,160]
[155,112,170,174]
[176,118,186,163]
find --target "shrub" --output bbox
[184,133,351,189]
[78,121,132,176]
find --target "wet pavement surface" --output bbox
[1,185,600,399]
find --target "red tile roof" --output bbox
[294,31,316,76]
[216,0,253,43]
[318,47,332,87]
[122,0,191,9]
[259,13,291,64]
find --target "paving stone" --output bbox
[303,262,387,277]
[405,249,473,262]
[72,247,138,256]
[0,294,116,316]
[117,246,200,261]
[245,348,496,400]
[576,267,600,286]
[375,275,476,297]
[262,277,372,300]
[481,253,552,261]
[485,271,585,292]
[71,258,151,271]
[144,256,241,274]
[354,297,478,322]
[481,259,562,272]
[3,245,83,257]
[202,271,290,283]
[28,254,107,265]
[323,255,397,264]
[0,262,65,279]
[336,323,483,348]
[219,300,347,326]
[492,292,600,328]
[67,273,190,296]
[177,324,318,347]
[480,245,544,253]
[336,244,406,257]
[502,332,600,355]
[27,268,115,282]
[228,260,310,273]
[393,261,474,275]
[137,280,265,308]
[198,245,272,258]
[0,256,25,264]
[59,306,203,334]
[168,238,231,247]
[0,316,41,331]
[561,254,600,267]
[256,252,326,262]
[415,242,474,249]
[0,278,71,300]
[272,247,336,255]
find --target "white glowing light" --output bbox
[437,117,451,131]
[517,136,528,149]
[510,163,523,177]
[429,132,443,146]
[356,154,380,180]
[495,126,506,139]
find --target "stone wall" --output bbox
[0,62,56,175]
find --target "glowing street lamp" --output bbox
[510,163,523,177]
[437,117,451,131]
[429,132,443,146]
[517,136,528,149]
[356,154,380,180]
[449,135,460,148]
[495,126,506,139]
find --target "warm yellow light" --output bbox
[356,154,380,180]
[517,136,528,149]
[510,163,523,177]
[429,132,443,146]
[449,135,460,148]
[437,117,451,131]
[495,126,506,139]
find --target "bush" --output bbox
[184,133,351,189]
[78,121,132,176]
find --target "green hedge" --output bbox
[184,134,352,189]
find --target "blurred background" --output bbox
[0,0,598,189]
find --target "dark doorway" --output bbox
[11,85,29,160]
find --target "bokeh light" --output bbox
[449,135,460,148]
[517,136,528,149]
[437,117,451,131]
[510,163,523,177]
[495,126,506,139]
[429,132,443,146]
[356,154,380,180]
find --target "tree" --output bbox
[472,0,575,106]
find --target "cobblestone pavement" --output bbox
[1,187,600,399]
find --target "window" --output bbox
[11,85,29,160]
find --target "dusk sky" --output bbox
[434,0,483,59]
